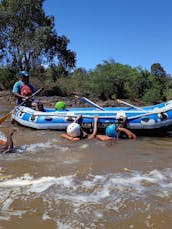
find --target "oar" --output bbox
[127,101,172,120]
[75,96,105,111]
[117,99,144,111]
[0,112,12,124]
[0,87,44,124]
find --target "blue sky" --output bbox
[44,0,172,74]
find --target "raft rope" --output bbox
[13,102,172,121]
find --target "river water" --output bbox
[1,102,172,229]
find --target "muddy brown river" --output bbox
[1,101,172,229]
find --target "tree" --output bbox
[88,61,133,99]
[127,68,152,99]
[0,0,76,73]
[151,63,166,77]
[151,63,168,100]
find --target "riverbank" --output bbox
[0,90,123,108]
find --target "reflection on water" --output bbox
[1,107,172,228]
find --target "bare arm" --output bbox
[61,133,80,141]
[117,127,136,139]
[13,92,28,100]
[96,135,113,141]
[73,114,82,123]
[88,116,98,140]
[5,134,13,151]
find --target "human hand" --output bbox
[94,116,98,122]
[78,114,83,119]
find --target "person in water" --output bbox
[61,115,136,141]
[61,115,98,141]
[0,128,17,154]
[96,110,136,141]
[96,123,136,141]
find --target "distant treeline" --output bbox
[0,61,172,105]
[0,0,172,105]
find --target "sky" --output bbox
[43,0,172,74]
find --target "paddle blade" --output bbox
[0,111,12,124]
[116,99,121,103]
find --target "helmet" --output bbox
[67,123,81,137]
[18,71,29,77]
[116,111,126,119]
[55,101,66,110]
[105,124,117,137]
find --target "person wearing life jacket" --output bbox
[61,115,136,141]
[116,110,127,128]
[96,123,136,141]
[61,115,98,141]
[0,128,17,154]
[12,71,36,105]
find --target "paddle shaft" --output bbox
[117,99,144,111]
[75,96,105,111]
[18,87,44,107]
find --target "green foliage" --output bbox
[126,69,152,99]
[0,0,171,105]
[87,61,139,99]
[0,67,16,89]
[1,59,172,105]
[151,63,166,77]
[164,89,172,101]
[0,0,76,72]
[142,87,162,104]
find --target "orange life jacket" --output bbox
[20,84,32,96]
[0,139,6,145]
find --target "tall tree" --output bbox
[151,63,166,77]
[151,63,168,100]
[0,0,76,72]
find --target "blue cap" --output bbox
[105,124,117,137]
[18,71,29,77]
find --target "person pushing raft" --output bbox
[96,123,136,141]
[61,115,136,141]
[61,115,98,141]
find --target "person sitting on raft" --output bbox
[0,128,17,154]
[12,71,36,106]
[61,115,136,141]
[37,102,45,111]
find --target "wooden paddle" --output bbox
[0,87,44,124]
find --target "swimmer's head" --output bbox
[67,123,81,137]
[105,124,117,137]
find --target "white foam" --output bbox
[79,144,89,149]
[1,169,172,226]
[16,141,70,153]
[0,175,74,192]
[1,169,172,197]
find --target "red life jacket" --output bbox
[20,84,32,96]
[0,139,6,145]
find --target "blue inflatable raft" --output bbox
[11,99,172,136]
